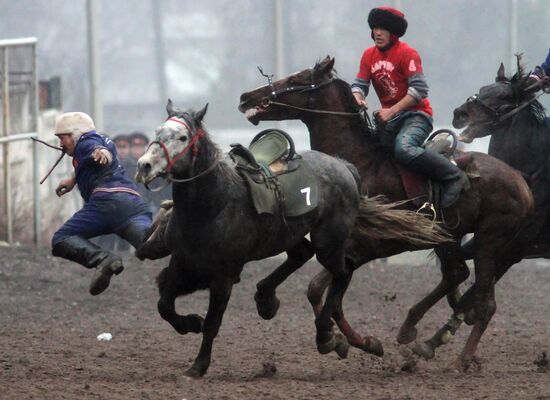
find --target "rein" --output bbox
[257,66,362,117]
[467,82,548,126]
[266,99,363,116]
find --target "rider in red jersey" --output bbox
[352,6,469,208]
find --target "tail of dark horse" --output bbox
[340,160,449,247]
[354,195,451,247]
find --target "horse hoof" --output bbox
[411,341,435,360]
[254,291,280,320]
[453,355,482,373]
[361,336,384,357]
[317,335,336,355]
[334,333,350,359]
[396,326,417,345]
[184,365,205,378]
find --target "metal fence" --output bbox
[0,37,40,245]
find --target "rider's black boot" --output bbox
[408,150,470,208]
[52,236,124,296]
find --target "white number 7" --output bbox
[300,187,311,206]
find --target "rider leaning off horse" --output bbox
[50,112,152,296]
[351,6,469,208]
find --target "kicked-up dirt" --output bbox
[1,245,549,399]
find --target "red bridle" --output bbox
[147,117,205,173]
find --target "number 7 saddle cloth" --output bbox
[229,130,319,217]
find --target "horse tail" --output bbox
[354,195,451,246]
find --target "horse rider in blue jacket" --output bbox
[529,48,550,127]
[530,48,550,81]
[51,112,152,295]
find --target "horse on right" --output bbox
[413,60,550,362]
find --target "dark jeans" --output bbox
[385,111,433,165]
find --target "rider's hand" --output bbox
[353,92,368,109]
[92,148,112,165]
[377,108,397,123]
[56,177,76,197]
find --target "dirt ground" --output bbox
[1,245,549,400]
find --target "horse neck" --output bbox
[302,87,378,165]
[488,114,550,176]
[171,150,234,217]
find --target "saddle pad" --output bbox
[240,158,319,217]
[278,158,319,217]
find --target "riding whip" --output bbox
[31,137,66,184]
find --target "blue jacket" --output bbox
[72,131,141,202]
[541,48,550,75]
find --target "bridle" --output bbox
[257,66,363,117]
[465,80,547,126]
[145,115,219,188]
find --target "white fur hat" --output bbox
[54,112,96,141]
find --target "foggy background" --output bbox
[0,0,549,147]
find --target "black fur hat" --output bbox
[368,7,408,37]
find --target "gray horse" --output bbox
[135,101,447,377]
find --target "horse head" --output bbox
[238,56,337,125]
[452,63,543,143]
[136,100,210,185]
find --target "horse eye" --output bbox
[179,135,188,142]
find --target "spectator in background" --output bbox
[129,132,149,164]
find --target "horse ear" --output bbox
[316,56,335,77]
[166,99,174,116]
[496,63,506,82]
[195,103,209,124]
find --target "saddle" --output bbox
[395,129,478,211]
[229,129,319,217]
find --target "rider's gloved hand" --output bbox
[92,148,113,165]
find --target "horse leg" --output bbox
[308,252,383,357]
[310,233,355,357]
[185,276,234,378]
[255,238,314,319]
[157,265,204,335]
[330,264,384,357]
[397,244,469,344]
[454,255,497,372]
[307,268,332,317]
[413,261,513,360]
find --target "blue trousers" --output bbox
[385,111,434,165]
[52,192,152,248]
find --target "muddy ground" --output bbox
[1,245,549,399]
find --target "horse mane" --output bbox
[329,77,394,156]
[173,110,244,186]
[509,69,547,125]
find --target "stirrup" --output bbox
[416,201,437,222]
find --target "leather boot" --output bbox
[52,236,124,296]
[407,150,470,208]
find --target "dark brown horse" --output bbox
[238,56,534,370]
[401,63,550,363]
[454,62,550,257]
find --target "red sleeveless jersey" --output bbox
[356,40,433,116]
